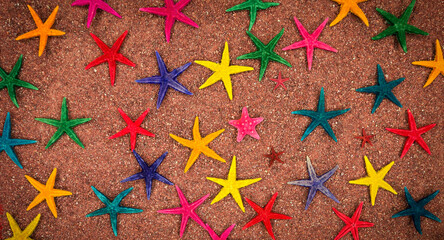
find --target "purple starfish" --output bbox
[71,0,122,28]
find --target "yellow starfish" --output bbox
[412,39,444,88]
[206,156,261,212]
[5,212,40,240]
[170,116,226,173]
[25,168,72,218]
[330,0,369,27]
[16,5,65,56]
[349,156,397,206]
[195,42,254,100]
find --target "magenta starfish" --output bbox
[283,17,337,70]
[332,202,374,240]
[229,107,263,142]
[205,223,235,240]
[355,128,374,148]
[139,0,199,43]
[71,0,122,28]
[270,72,289,90]
[386,109,436,158]
[158,185,209,238]
[85,31,135,86]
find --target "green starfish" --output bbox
[226,0,279,31]
[237,28,291,81]
[35,97,91,149]
[372,0,428,53]
[0,55,38,108]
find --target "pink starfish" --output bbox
[205,223,235,240]
[270,72,289,90]
[139,0,199,43]
[158,185,209,238]
[283,17,337,70]
[229,107,263,142]
[71,0,122,28]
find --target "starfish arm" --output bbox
[418,190,440,206]
[48,29,65,36]
[231,189,246,212]
[375,8,399,24]
[44,128,65,149]
[190,193,210,209]
[156,83,169,109]
[299,120,321,141]
[220,224,236,238]
[412,60,437,68]
[243,215,263,230]
[282,40,307,51]
[192,116,202,140]
[133,108,150,126]
[226,1,252,12]
[330,5,351,27]
[423,69,441,87]
[210,186,230,204]
[184,148,201,173]
[8,138,37,146]
[201,146,226,163]
[68,118,92,128]
[97,0,122,18]
[175,12,199,28]
[235,178,262,189]
[350,4,369,26]
[372,26,397,40]
[314,41,338,52]
[303,187,317,210]
[368,183,380,206]
[71,0,91,6]
[154,173,174,185]
[270,53,292,68]
[356,85,380,93]
[45,5,60,26]
[140,7,168,16]
[38,34,49,56]
[113,187,133,205]
[157,206,183,214]
[115,54,136,67]
[320,120,338,142]
[378,180,397,195]
[228,65,254,75]
[385,128,411,137]
[318,186,340,203]
[26,5,44,27]
[21,213,41,238]
[334,225,352,240]
[263,219,276,240]
[6,213,23,235]
[194,60,220,72]
[90,186,112,205]
[269,212,292,220]
[349,176,372,186]
[207,177,226,186]
[351,202,364,222]
[220,41,231,65]
[400,137,416,158]
[65,128,86,148]
[16,29,41,40]
[9,55,23,78]
[221,75,234,100]
[287,179,312,187]
[85,55,108,69]
[151,151,168,170]
[45,197,59,218]
[396,31,408,53]
[3,146,23,168]
[400,0,416,22]
[405,24,428,35]
[333,207,352,224]
[203,128,224,144]
[199,72,223,90]
[86,207,110,217]
[319,165,339,182]
[312,18,329,39]
[325,109,351,120]
[292,17,310,39]
[117,206,143,214]
[26,193,46,211]
[168,78,193,96]
[422,210,441,222]
[13,79,39,90]
[169,133,194,148]
[135,76,163,84]
[413,215,423,234]
[269,28,285,49]
[178,215,190,238]
[247,6,257,31]
[378,161,395,178]
[291,110,318,118]
[415,136,432,155]
[356,220,374,228]
[121,172,144,182]
[237,50,263,60]
[164,16,175,43]
[35,118,62,127]
[109,127,130,139]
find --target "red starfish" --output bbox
[270,72,289,90]
[109,108,154,151]
[355,128,374,148]
[332,202,374,240]
[263,147,284,167]
[85,31,135,86]
[386,109,436,158]
[243,192,292,240]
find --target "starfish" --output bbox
[35,97,91,149]
[206,156,261,212]
[355,128,374,148]
[329,0,370,27]
[5,212,41,240]
[226,0,279,31]
[392,187,441,234]
[195,42,253,100]
[283,17,337,70]
[372,0,428,53]
[16,5,65,56]
[349,156,397,206]
[86,186,143,236]
[229,107,264,142]
[71,0,121,28]
[170,116,225,173]
[238,28,291,81]
[270,72,289,90]
[332,202,374,240]
[139,0,199,43]
[356,64,404,114]
[288,156,339,210]
[0,55,38,108]
[292,87,350,142]
[1,112,36,169]
[136,51,192,109]
[386,109,436,158]
[412,39,444,88]
[158,185,209,238]
[121,150,173,200]
[25,168,72,218]
[264,147,284,167]
[109,108,154,151]
[205,223,235,240]
[85,31,135,86]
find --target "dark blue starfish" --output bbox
[292,87,350,142]
[1,112,36,169]
[136,51,192,109]
[392,187,441,234]
[357,64,404,114]
[121,150,173,200]
[86,186,143,236]
[287,156,339,210]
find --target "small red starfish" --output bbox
[355,128,374,148]
[332,202,374,240]
[243,192,292,240]
[386,109,436,158]
[264,147,284,167]
[270,72,289,90]
[109,108,155,151]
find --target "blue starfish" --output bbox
[357,64,404,114]
[136,51,192,109]
[86,186,143,236]
[121,150,173,200]
[292,87,350,142]
[287,156,339,210]
[1,112,36,169]
[392,187,441,234]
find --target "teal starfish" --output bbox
[0,55,38,108]
[226,0,279,31]
[238,29,291,81]
[357,64,404,114]
[372,0,428,53]
[35,97,91,149]
[292,88,350,142]
[86,186,143,236]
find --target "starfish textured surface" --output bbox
[71,0,121,28]
[332,202,374,240]
[229,107,263,142]
[270,72,289,90]
[412,39,444,87]
[205,223,235,240]
[330,0,370,27]
[226,0,279,31]
[207,156,261,212]
[5,212,41,240]
[355,128,374,148]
